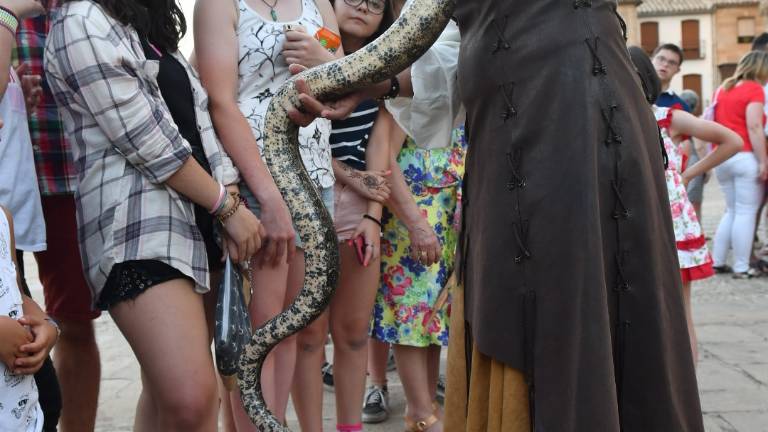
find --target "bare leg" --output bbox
[692,201,703,227]
[682,281,698,366]
[134,372,158,432]
[53,320,100,432]
[367,338,389,387]
[218,377,238,432]
[394,345,443,432]
[292,309,329,432]
[229,250,297,429]
[426,345,441,402]
[272,250,305,421]
[110,279,219,432]
[330,246,381,426]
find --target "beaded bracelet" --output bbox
[0,6,19,35]
[217,193,244,224]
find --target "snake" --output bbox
[235,0,456,429]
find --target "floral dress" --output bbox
[371,127,467,347]
[655,105,714,282]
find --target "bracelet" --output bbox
[0,6,19,35]
[44,317,61,340]
[377,77,400,101]
[210,183,227,215]
[217,192,243,224]
[362,214,382,229]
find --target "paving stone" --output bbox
[719,412,768,432]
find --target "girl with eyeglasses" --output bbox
[285,3,395,432]
[194,0,342,429]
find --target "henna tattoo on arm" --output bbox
[340,163,386,193]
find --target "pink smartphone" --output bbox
[352,235,366,265]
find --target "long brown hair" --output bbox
[63,0,186,52]
[722,50,768,90]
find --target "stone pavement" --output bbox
[23,180,767,431]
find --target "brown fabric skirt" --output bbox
[444,283,531,432]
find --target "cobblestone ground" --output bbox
[24,181,767,431]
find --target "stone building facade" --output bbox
[636,0,764,109]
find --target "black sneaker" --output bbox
[435,374,446,404]
[713,265,733,274]
[362,385,389,424]
[321,362,334,391]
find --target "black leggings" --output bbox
[16,250,62,432]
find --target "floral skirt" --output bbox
[370,128,466,347]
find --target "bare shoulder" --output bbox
[195,0,238,26]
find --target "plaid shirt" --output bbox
[15,0,78,195]
[44,1,239,300]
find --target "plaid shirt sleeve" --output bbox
[49,13,191,184]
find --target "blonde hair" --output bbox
[723,50,768,90]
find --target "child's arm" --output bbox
[669,110,743,186]
[1,207,58,375]
[0,207,34,371]
[331,159,391,203]
[348,106,393,266]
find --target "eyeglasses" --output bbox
[343,0,387,15]
[653,54,680,68]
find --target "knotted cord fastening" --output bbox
[614,252,632,292]
[611,179,631,219]
[499,82,518,122]
[506,149,526,190]
[584,37,607,76]
[512,221,532,264]
[491,16,511,54]
[573,0,592,9]
[601,104,622,146]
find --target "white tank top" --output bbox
[0,68,46,252]
[236,0,335,189]
[0,210,43,432]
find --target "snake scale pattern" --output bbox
[235,0,456,429]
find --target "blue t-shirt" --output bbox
[330,99,379,171]
[655,91,691,113]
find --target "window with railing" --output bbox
[640,21,659,55]
[681,20,701,60]
[738,17,756,44]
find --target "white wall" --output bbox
[640,13,716,106]
[180,0,196,57]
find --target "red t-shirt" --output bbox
[714,80,766,153]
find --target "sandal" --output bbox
[732,268,761,279]
[404,414,440,432]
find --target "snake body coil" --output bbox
[236,0,456,429]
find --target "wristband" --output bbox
[362,214,383,229]
[210,183,227,215]
[0,6,19,35]
[377,77,400,101]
